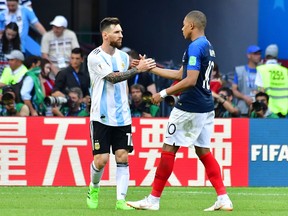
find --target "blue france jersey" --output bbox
[175,36,215,113]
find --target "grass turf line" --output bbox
[0,186,287,216]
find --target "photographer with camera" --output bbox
[51,48,90,109]
[250,92,279,118]
[213,87,240,118]
[50,87,89,117]
[0,86,29,116]
[130,84,159,117]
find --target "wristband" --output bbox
[160,89,168,99]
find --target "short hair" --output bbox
[71,47,83,58]
[130,84,145,94]
[69,87,83,99]
[100,17,120,32]
[127,50,139,60]
[255,91,269,101]
[23,56,41,69]
[186,10,207,30]
[7,0,19,2]
[218,87,233,97]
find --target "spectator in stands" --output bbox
[51,47,90,107]
[0,85,29,116]
[52,87,89,117]
[0,0,32,11]
[0,50,27,100]
[232,45,262,116]
[0,0,46,55]
[20,55,46,116]
[250,91,279,118]
[126,49,157,94]
[19,0,32,8]
[213,87,240,118]
[210,63,223,93]
[130,84,159,117]
[255,44,288,118]
[41,15,80,75]
[0,22,21,76]
[39,58,54,97]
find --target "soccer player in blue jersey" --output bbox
[127,10,233,211]
[86,17,156,210]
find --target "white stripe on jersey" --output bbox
[87,46,131,126]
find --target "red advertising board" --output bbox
[0,117,249,186]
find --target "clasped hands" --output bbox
[131,54,162,106]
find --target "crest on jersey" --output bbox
[121,61,125,70]
[188,56,197,66]
[94,141,100,150]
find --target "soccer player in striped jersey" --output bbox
[127,10,233,211]
[86,17,155,210]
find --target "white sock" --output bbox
[148,194,160,204]
[90,161,104,188]
[116,163,129,200]
[218,194,229,201]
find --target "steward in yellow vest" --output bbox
[255,44,288,117]
[0,50,28,99]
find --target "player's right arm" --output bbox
[150,67,183,81]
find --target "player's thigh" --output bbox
[90,121,111,155]
[164,108,208,148]
[195,111,214,148]
[111,124,133,154]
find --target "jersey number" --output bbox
[270,70,284,80]
[126,133,133,146]
[202,61,214,90]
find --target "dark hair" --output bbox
[2,22,21,53]
[186,10,207,30]
[130,84,145,94]
[213,63,221,79]
[23,56,41,69]
[69,87,83,99]
[255,91,269,101]
[100,17,120,32]
[2,85,14,95]
[40,58,50,71]
[71,47,83,58]
[127,50,139,60]
[218,87,233,97]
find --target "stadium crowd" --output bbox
[0,0,287,118]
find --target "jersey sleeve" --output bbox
[254,71,263,87]
[23,6,38,24]
[87,53,112,79]
[186,43,202,71]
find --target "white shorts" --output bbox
[164,107,214,148]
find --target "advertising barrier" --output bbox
[0,117,286,186]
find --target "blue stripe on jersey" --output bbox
[100,80,109,124]
[111,56,124,125]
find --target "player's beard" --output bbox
[110,40,122,49]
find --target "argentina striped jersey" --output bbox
[87,46,131,126]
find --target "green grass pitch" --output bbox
[0,186,287,216]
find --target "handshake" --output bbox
[131,55,156,72]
